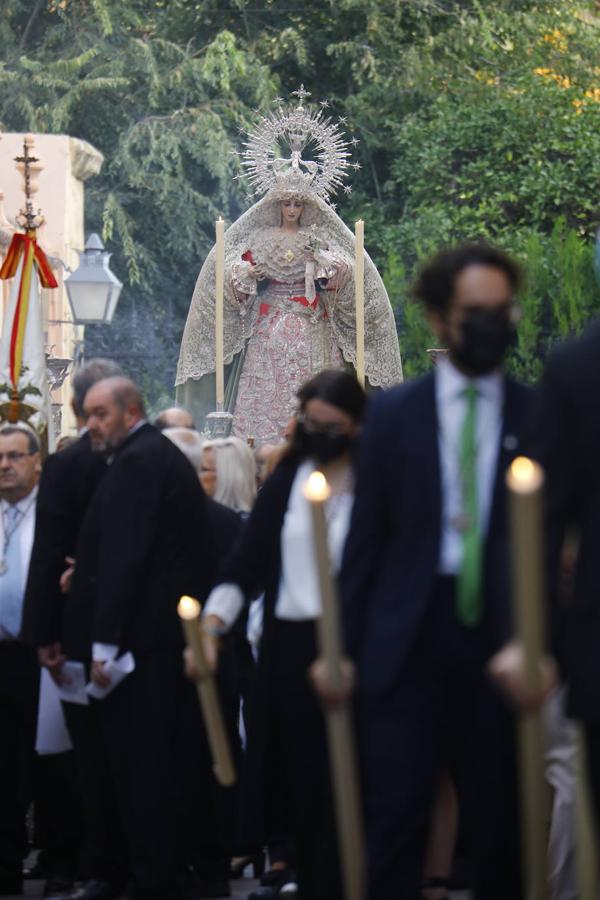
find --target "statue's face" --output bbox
[280,198,303,225]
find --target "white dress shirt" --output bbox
[0,485,38,639]
[204,459,354,627]
[436,357,503,575]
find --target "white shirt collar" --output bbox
[436,355,503,404]
[0,483,39,513]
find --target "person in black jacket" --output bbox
[73,376,216,900]
[193,370,367,900]
[339,244,531,900]
[528,322,600,837]
[20,358,125,900]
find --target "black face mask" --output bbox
[297,424,354,464]
[450,308,516,375]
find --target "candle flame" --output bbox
[303,470,331,503]
[178,595,201,620]
[506,456,544,494]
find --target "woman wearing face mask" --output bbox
[192,369,366,900]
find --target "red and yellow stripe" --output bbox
[0,231,58,389]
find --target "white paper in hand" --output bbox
[36,669,73,755]
[86,652,136,701]
[55,661,89,706]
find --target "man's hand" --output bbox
[90,660,112,689]
[183,614,224,682]
[38,642,68,685]
[487,640,558,713]
[60,556,75,594]
[309,657,355,710]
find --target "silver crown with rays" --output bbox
[234,86,361,206]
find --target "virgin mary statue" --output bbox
[176,88,403,442]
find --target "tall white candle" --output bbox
[303,471,365,900]
[506,457,548,900]
[354,220,365,389]
[215,217,225,409]
[178,595,236,787]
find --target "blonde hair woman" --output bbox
[200,436,257,516]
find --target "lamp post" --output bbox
[64,233,122,326]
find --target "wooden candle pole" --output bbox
[215,217,225,410]
[354,220,365,389]
[506,457,548,900]
[178,595,236,787]
[303,471,365,900]
[575,727,598,899]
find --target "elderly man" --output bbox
[21,358,127,900]
[69,377,217,900]
[153,405,195,431]
[0,424,41,896]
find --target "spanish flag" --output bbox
[0,231,57,433]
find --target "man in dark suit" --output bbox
[529,322,600,834]
[72,377,217,900]
[20,359,125,900]
[340,244,532,900]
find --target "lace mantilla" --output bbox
[176,194,403,390]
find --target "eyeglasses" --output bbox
[0,451,36,463]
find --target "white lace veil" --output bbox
[176,192,402,393]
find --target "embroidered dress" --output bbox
[231,227,344,443]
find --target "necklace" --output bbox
[0,494,36,576]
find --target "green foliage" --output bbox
[1,0,600,403]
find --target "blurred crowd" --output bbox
[2,242,600,900]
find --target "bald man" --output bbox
[66,378,218,900]
[153,406,195,432]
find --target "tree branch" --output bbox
[20,0,45,50]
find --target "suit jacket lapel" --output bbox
[489,376,520,537]
[419,374,442,533]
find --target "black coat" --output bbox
[21,432,108,647]
[531,321,600,720]
[63,423,216,660]
[341,371,535,696]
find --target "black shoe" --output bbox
[0,867,22,896]
[44,876,76,898]
[67,879,124,900]
[259,867,291,889]
[0,878,23,896]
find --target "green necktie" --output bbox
[456,385,483,627]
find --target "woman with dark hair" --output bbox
[188,369,366,900]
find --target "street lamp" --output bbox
[64,232,123,325]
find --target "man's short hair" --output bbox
[72,358,123,418]
[94,376,147,418]
[0,423,40,454]
[412,242,522,314]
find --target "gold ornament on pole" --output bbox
[303,471,365,900]
[177,595,236,787]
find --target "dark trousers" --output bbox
[33,750,83,879]
[359,577,522,900]
[99,648,235,900]
[0,642,39,881]
[62,696,128,887]
[265,619,341,900]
